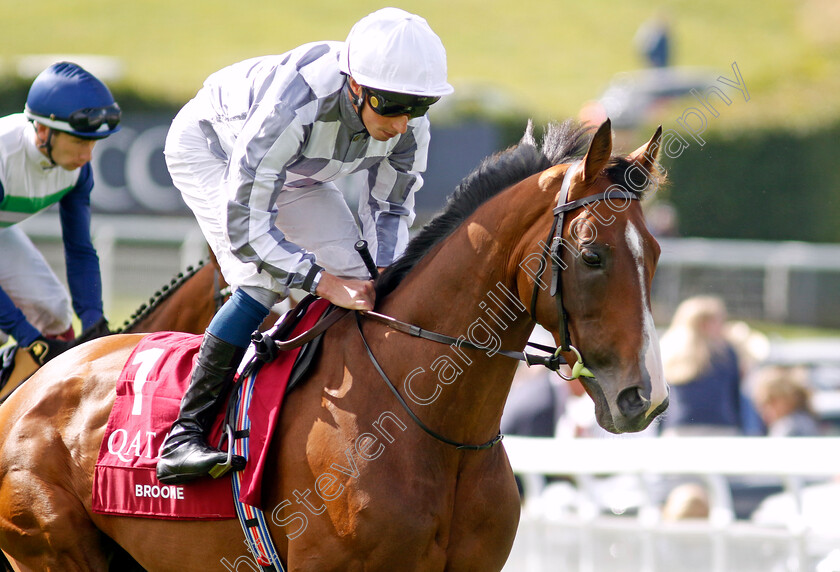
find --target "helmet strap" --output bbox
[34,123,57,166]
[347,84,369,135]
[349,84,364,108]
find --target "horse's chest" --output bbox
[360,454,517,541]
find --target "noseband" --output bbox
[529,161,640,380]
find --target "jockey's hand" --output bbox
[315,272,375,311]
[26,336,74,366]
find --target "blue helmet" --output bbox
[24,62,121,140]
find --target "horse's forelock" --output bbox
[520,119,537,148]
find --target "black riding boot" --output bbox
[156,332,246,484]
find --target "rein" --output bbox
[360,310,565,369]
[355,312,502,450]
[258,301,562,451]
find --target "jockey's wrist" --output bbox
[9,319,41,348]
[79,310,105,331]
[303,265,324,296]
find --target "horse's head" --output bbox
[523,120,668,433]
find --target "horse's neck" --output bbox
[377,189,547,441]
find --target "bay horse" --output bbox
[0,119,668,571]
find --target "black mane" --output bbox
[375,120,592,298]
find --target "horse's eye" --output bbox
[581,249,601,267]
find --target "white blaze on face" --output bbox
[624,222,669,412]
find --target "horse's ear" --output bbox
[628,125,663,175]
[582,119,612,184]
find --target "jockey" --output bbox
[0,62,120,364]
[157,7,454,484]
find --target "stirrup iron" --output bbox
[208,424,237,479]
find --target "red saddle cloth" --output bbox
[92,299,330,520]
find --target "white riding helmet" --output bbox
[339,7,454,97]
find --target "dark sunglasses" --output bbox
[66,103,122,133]
[363,88,440,119]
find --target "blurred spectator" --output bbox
[662,482,710,521]
[634,13,672,69]
[751,365,821,437]
[724,320,770,375]
[555,377,611,438]
[724,320,770,435]
[657,482,715,571]
[658,296,754,436]
[501,362,566,438]
[645,201,679,238]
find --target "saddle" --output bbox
[91,296,336,520]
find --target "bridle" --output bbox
[529,160,640,380]
[255,162,643,450]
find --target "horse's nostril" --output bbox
[617,386,650,418]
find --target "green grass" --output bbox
[2,0,840,132]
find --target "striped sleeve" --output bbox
[224,66,322,289]
[359,118,430,266]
